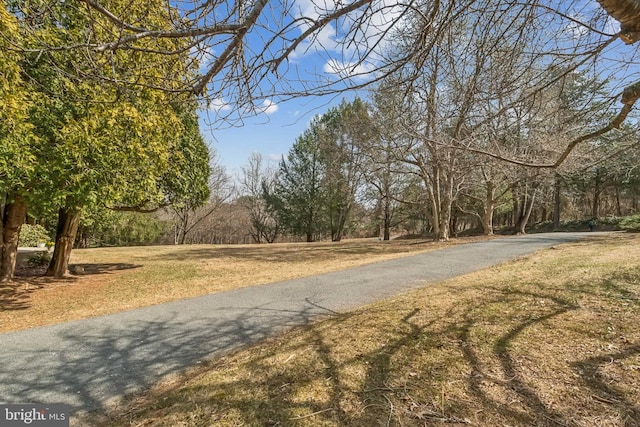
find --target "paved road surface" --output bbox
[0,233,596,415]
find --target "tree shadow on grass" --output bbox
[572,345,640,425]
[0,274,78,311]
[0,285,38,311]
[81,306,456,425]
[1,264,140,311]
[68,263,141,275]
[454,276,640,426]
[65,283,640,427]
[458,297,577,426]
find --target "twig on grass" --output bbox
[406,407,472,424]
[541,413,569,427]
[383,394,394,427]
[288,407,334,420]
[592,394,620,405]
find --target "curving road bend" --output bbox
[0,232,599,417]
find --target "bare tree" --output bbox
[172,153,233,244]
[455,156,514,235]
[8,1,640,135]
[360,123,409,240]
[239,152,279,243]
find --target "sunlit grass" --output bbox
[1,237,473,332]
[88,233,640,427]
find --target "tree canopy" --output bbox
[2,1,638,116]
[0,0,212,280]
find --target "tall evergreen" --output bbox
[267,128,327,242]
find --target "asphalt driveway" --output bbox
[0,232,595,416]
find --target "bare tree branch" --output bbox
[452,80,640,169]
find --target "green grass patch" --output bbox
[529,214,640,233]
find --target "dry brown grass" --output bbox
[0,238,469,333]
[88,233,640,427]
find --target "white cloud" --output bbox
[189,45,217,73]
[290,0,345,59]
[289,26,341,59]
[258,99,279,115]
[343,0,405,59]
[565,14,590,40]
[289,0,405,65]
[209,98,231,112]
[323,59,376,81]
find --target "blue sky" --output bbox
[192,0,628,178]
[199,93,358,177]
[189,0,403,177]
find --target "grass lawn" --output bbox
[83,233,640,426]
[1,237,469,333]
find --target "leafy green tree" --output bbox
[267,128,327,242]
[317,98,372,241]
[1,0,209,279]
[266,99,373,242]
[0,2,35,282]
[17,224,51,248]
[75,208,169,248]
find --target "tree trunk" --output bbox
[331,207,348,242]
[512,193,519,229]
[332,217,344,242]
[513,184,537,235]
[591,170,602,219]
[553,174,561,230]
[75,226,89,249]
[437,171,455,242]
[592,184,601,220]
[481,182,495,235]
[481,207,494,236]
[179,226,188,244]
[438,196,452,241]
[46,207,82,278]
[516,191,537,234]
[383,196,391,241]
[0,195,27,283]
[306,207,315,242]
[450,213,458,238]
[596,0,640,43]
[426,179,441,241]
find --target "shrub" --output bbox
[18,224,51,247]
[77,210,170,248]
[529,215,640,233]
[27,251,52,267]
[620,214,640,232]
